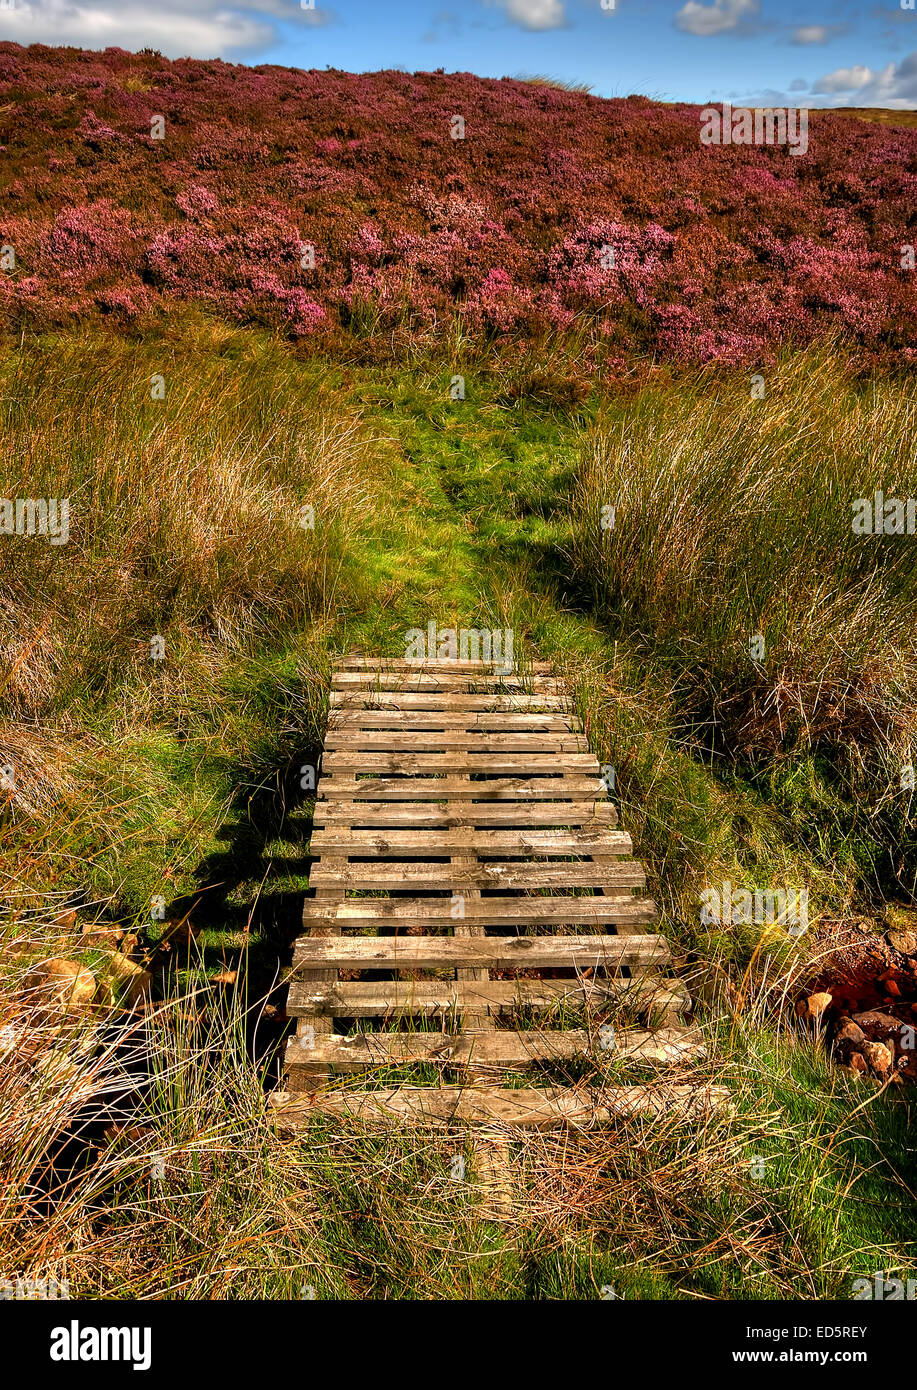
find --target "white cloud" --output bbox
[503,0,567,29]
[674,0,759,37]
[813,64,874,91]
[813,51,917,105]
[791,25,829,44]
[0,0,330,58]
[787,22,846,45]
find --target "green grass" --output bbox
[1,318,916,1298]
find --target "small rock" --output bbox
[834,1017,866,1046]
[851,1010,905,1034]
[887,929,917,955]
[77,924,124,950]
[802,991,832,1022]
[848,1051,868,1072]
[23,959,96,1010]
[855,1017,911,1056]
[861,1040,893,1078]
[99,952,151,1005]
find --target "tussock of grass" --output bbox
[0,329,380,722]
[0,966,328,1298]
[572,351,917,766]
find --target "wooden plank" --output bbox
[313,801,618,827]
[301,894,656,930]
[323,731,588,752]
[271,1083,731,1129]
[322,753,599,774]
[286,1029,591,1068]
[292,933,666,971]
[330,692,570,711]
[340,658,555,674]
[330,712,577,731]
[301,894,657,929]
[309,828,632,857]
[284,1026,703,1070]
[316,776,604,800]
[286,974,688,1018]
[332,674,564,692]
[308,861,645,891]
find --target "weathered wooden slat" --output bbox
[322,752,599,774]
[283,1028,596,1068]
[340,658,555,674]
[286,974,688,1018]
[309,827,632,857]
[331,712,577,731]
[300,893,656,929]
[284,1025,703,1070]
[313,800,617,827]
[324,731,588,752]
[271,1083,730,1129]
[332,674,564,692]
[316,776,604,800]
[330,692,571,711]
[308,861,645,891]
[292,932,665,971]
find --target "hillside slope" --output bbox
[0,44,915,361]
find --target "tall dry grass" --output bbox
[3,919,906,1299]
[0,323,385,904]
[0,938,325,1298]
[571,351,917,768]
[0,324,378,722]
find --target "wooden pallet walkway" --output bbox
[273,656,723,1131]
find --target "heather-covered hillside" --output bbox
[0,43,915,362]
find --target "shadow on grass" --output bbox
[154,736,323,1083]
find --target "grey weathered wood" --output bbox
[309,827,632,857]
[316,776,605,800]
[332,673,564,691]
[292,932,666,971]
[340,657,555,674]
[330,712,578,731]
[271,1083,730,1129]
[284,1025,704,1070]
[301,893,656,929]
[286,974,688,1018]
[330,693,571,711]
[313,800,617,827]
[282,655,701,1128]
[308,861,645,891]
[322,752,599,774]
[323,731,588,752]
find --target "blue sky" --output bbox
[1,0,915,107]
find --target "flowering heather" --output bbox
[0,44,914,361]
